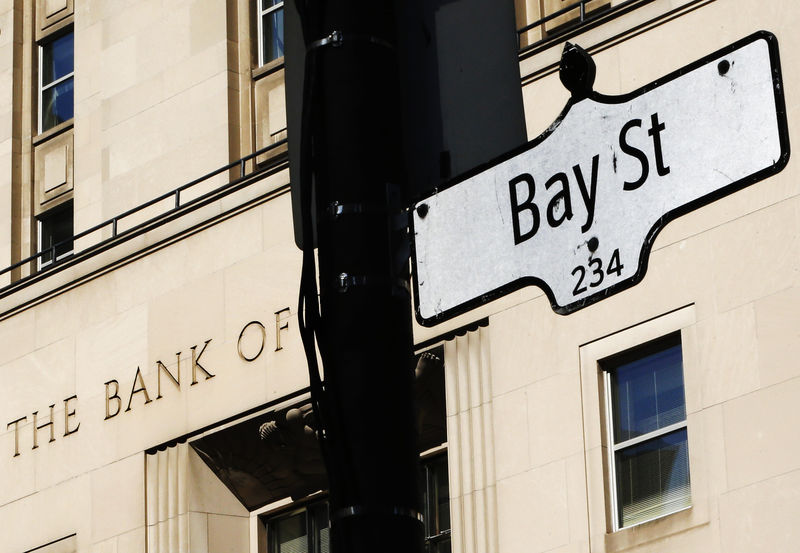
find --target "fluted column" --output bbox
[146,443,190,553]
[444,326,498,553]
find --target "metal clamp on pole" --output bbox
[335,273,410,295]
[309,30,394,51]
[327,201,384,220]
[330,505,425,524]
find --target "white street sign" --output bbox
[411,31,789,326]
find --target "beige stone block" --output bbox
[161,41,227,100]
[654,171,800,253]
[101,0,161,51]
[723,377,800,490]
[31,401,120,490]
[583,445,611,541]
[100,35,139,99]
[34,130,74,214]
[754,287,800,388]
[187,446,248,516]
[110,241,190,313]
[31,402,93,490]
[208,514,249,553]
[257,191,295,249]
[182,343,270,433]
[527,371,583,468]
[614,11,721,93]
[0,308,35,367]
[147,273,225,366]
[254,69,289,162]
[0,8,14,49]
[497,462,569,553]
[34,279,119,349]
[36,0,73,39]
[43,143,67,191]
[222,247,299,344]
[605,515,716,553]
[696,303,759,409]
[110,382,189,459]
[183,209,264,284]
[0,426,36,505]
[0,336,76,421]
[488,298,560,396]
[100,75,164,132]
[578,235,715,339]
[542,0,609,32]
[45,0,68,17]
[0,474,91,553]
[188,511,210,553]
[697,404,727,500]
[90,536,116,553]
[189,0,225,55]
[91,453,146,543]
[492,388,530,480]
[679,322,702,416]
[565,452,589,543]
[34,534,78,553]
[75,305,148,400]
[710,185,799,314]
[719,468,800,553]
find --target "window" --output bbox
[602,333,690,530]
[267,501,330,553]
[37,201,73,268]
[421,455,451,553]
[39,30,74,133]
[257,0,285,67]
[263,456,450,553]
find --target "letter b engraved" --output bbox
[105,380,122,420]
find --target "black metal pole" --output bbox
[307,2,424,553]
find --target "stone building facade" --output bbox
[1,1,799,552]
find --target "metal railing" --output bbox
[517,0,653,55]
[1,139,289,289]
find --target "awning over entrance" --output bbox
[190,347,447,511]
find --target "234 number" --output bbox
[571,249,624,296]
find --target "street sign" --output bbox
[411,31,789,326]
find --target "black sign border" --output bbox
[411,30,790,327]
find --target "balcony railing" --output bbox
[517,0,656,55]
[1,140,288,294]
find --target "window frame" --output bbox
[420,451,452,553]
[265,499,330,553]
[256,0,285,68]
[36,200,74,270]
[601,332,690,531]
[260,452,451,553]
[37,28,75,135]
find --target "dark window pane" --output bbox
[611,343,684,442]
[42,32,74,85]
[318,527,329,553]
[41,78,74,131]
[271,512,308,553]
[615,428,691,527]
[261,7,284,63]
[426,537,452,553]
[432,457,450,534]
[39,206,73,265]
[310,503,329,553]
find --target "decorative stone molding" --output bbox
[444,326,499,553]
